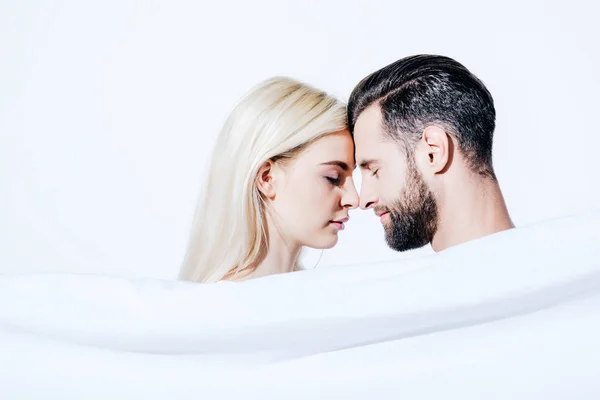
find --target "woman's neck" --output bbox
[235,219,301,281]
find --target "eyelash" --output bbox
[372,169,379,177]
[326,176,341,185]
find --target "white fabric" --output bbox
[1,210,599,399]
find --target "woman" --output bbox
[179,77,358,283]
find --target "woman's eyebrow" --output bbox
[320,160,355,171]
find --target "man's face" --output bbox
[353,104,438,251]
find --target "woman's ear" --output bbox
[256,160,277,199]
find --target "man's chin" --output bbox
[384,232,429,252]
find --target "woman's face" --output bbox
[265,130,359,249]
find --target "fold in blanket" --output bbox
[1,210,599,399]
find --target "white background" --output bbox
[1,0,598,279]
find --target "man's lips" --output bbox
[376,211,389,222]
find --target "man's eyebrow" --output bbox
[358,159,378,169]
[320,161,355,171]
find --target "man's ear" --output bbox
[420,125,451,174]
[256,160,277,199]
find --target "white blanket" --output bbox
[1,210,599,399]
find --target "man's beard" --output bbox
[379,159,438,252]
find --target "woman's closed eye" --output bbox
[326,175,341,185]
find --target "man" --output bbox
[349,54,514,252]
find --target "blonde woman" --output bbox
[179,77,359,283]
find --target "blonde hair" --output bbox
[179,77,348,283]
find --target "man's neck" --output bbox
[431,176,514,252]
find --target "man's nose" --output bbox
[359,181,377,210]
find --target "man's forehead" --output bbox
[353,104,385,143]
[354,107,386,167]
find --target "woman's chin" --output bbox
[306,234,339,250]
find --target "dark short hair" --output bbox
[348,54,496,179]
